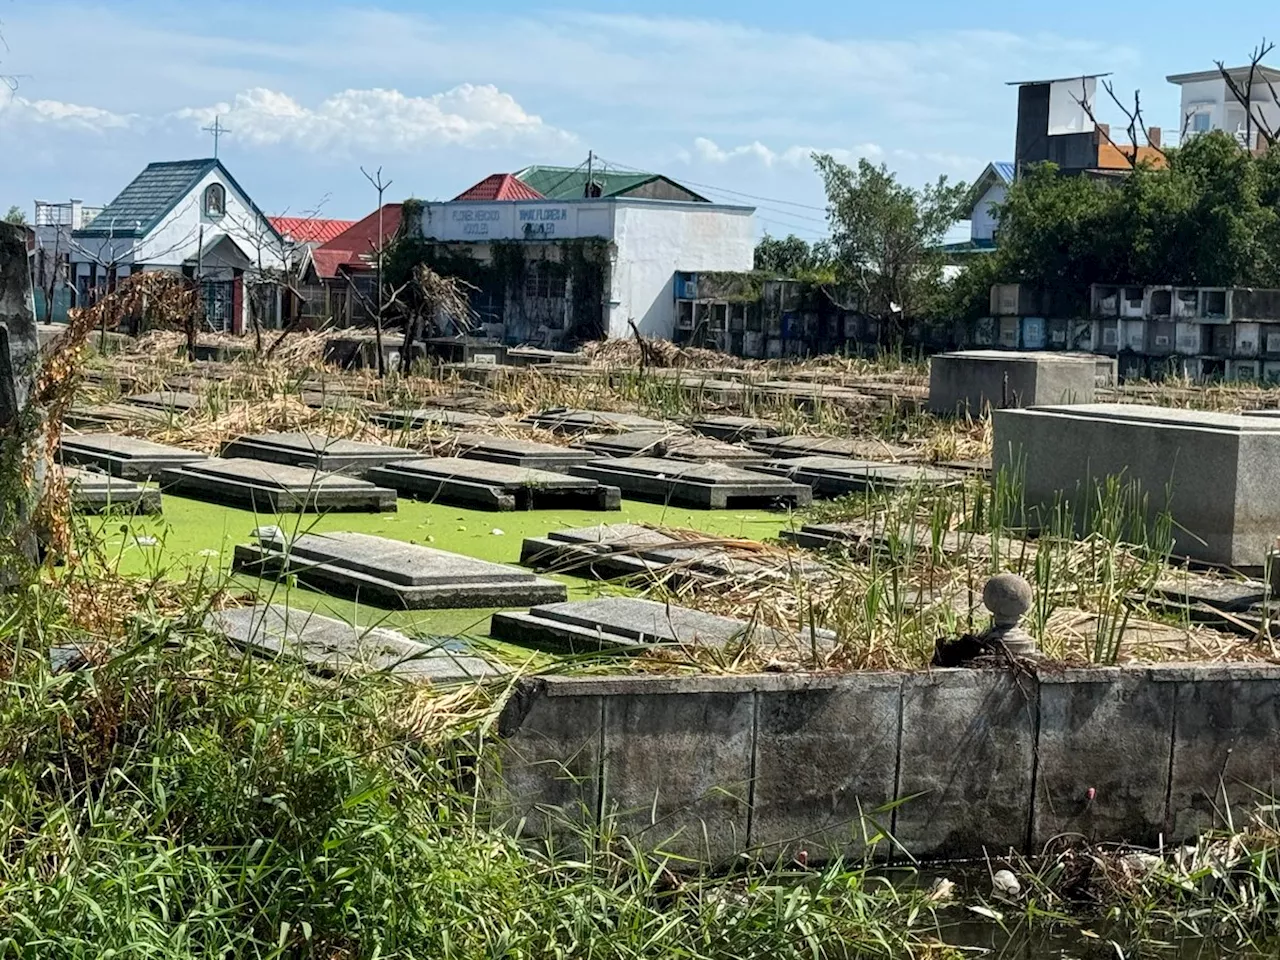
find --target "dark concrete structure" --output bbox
[688,415,782,443]
[220,432,422,478]
[522,408,668,435]
[366,457,621,511]
[125,391,203,413]
[371,408,495,430]
[58,434,204,480]
[160,458,398,512]
[747,434,914,462]
[928,350,1098,415]
[580,430,767,464]
[63,466,162,514]
[451,433,597,471]
[567,456,811,509]
[748,456,965,497]
[234,530,566,609]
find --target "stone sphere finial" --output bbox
[983,573,1033,627]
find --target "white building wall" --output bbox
[609,203,754,339]
[1177,77,1280,145]
[970,182,1007,242]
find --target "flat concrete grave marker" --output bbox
[59,434,204,480]
[371,408,495,430]
[521,522,823,583]
[125,391,203,413]
[491,596,832,659]
[993,403,1280,567]
[366,457,621,511]
[749,456,965,498]
[451,432,597,471]
[689,415,782,443]
[220,432,422,478]
[747,434,915,462]
[65,403,171,430]
[234,530,567,609]
[160,458,397,512]
[930,350,1097,415]
[783,519,1010,559]
[207,604,507,684]
[567,456,811,509]
[579,430,768,464]
[62,466,161,515]
[522,407,668,435]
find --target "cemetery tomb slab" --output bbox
[160,458,397,513]
[65,403,171,430]
[522,407,668,435]
[450,432,597,471]
[688,415,782,443]
[491,596,832,659]
[63,466,161,515]
[59,434,204,480]
[125,391,203,413]
[749,456,965,498]
[371,408,495,430]
[366,457,621,511]
[929,350,1098,415]
[521,522,823,583]
[207,604,507,684]
[221,432,422,477]
[233,530,567,609]
[566,456,811,509]
[993,403,1280,567]
[747,434,915,462]
[580,430,768,464]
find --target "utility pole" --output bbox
[585,151,594,197]
[360,166,393,378]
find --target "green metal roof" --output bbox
[75,159,218,237]
[513,165,707,201]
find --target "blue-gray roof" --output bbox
[991,161,1016,185]
[74,159,218,238]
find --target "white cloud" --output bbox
[692,137,883,168]
[0,94,135,132]
[172,83,572,152]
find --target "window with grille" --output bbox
[524,261,567,299]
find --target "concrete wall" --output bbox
[1177,77,1280,144]
[493,664,1280,864]
[929,350,1096,415]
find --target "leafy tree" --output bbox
[753,233,832,277]
[814,155,967,323]
[3,205,26,226]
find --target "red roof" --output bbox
[312,203,403,279]
[270,216,358,245]
[453,173,545,202]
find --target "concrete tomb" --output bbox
[221,432,422,478]
[749,456,965,498]
[491,596,832,659]
[63,466,161,514]
[783,519,1009,560]
[233,530,567,609]
[929,350,1097,416]
[521,522,822,583]
[207,604,507,684]
[450,432,597,471]
[58,434,204,480]
[993,403,1280,567]
[371,408,495,430]
[522,407,668,435]
[579,430,767,464]
[160,458,398,513]
[747,434,914,462]
[688,415,782,443]
[125,391,203,413]
[65,403,170,430]
[366,457,621,511]
[566,456,812,509]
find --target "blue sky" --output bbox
[0,1,1273,241]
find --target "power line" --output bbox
[594,154,829,213]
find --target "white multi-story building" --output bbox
[1167,65,1280,148]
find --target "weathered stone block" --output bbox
[220,432,420,477]
[366,457,620,511]
[929,350,1097,415]
[59,434,204,481]
[451,433,596,471]
[161,458,398,512]
[896,670,1037,859]
[567,456,811,509]
[63,466,162,515]
[749,456,964,498]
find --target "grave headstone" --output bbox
[62,466,162,515]
[491,596,833,659]
[567,456,812,509]
[994,403,1280,567]
[207,604,507,684]
[233,530,567,609]
[366,457,621,511]
[371,408,495,430]
[59,434,205,480]
[450,433,597,471]
[521,408,668,435]
[521,522,823,584]
[747,434,915,462]
[579,430,767,464]
[748,456,965,497]
[161,458,397,512]
[688,415,782,443]
[221,432,423,478]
